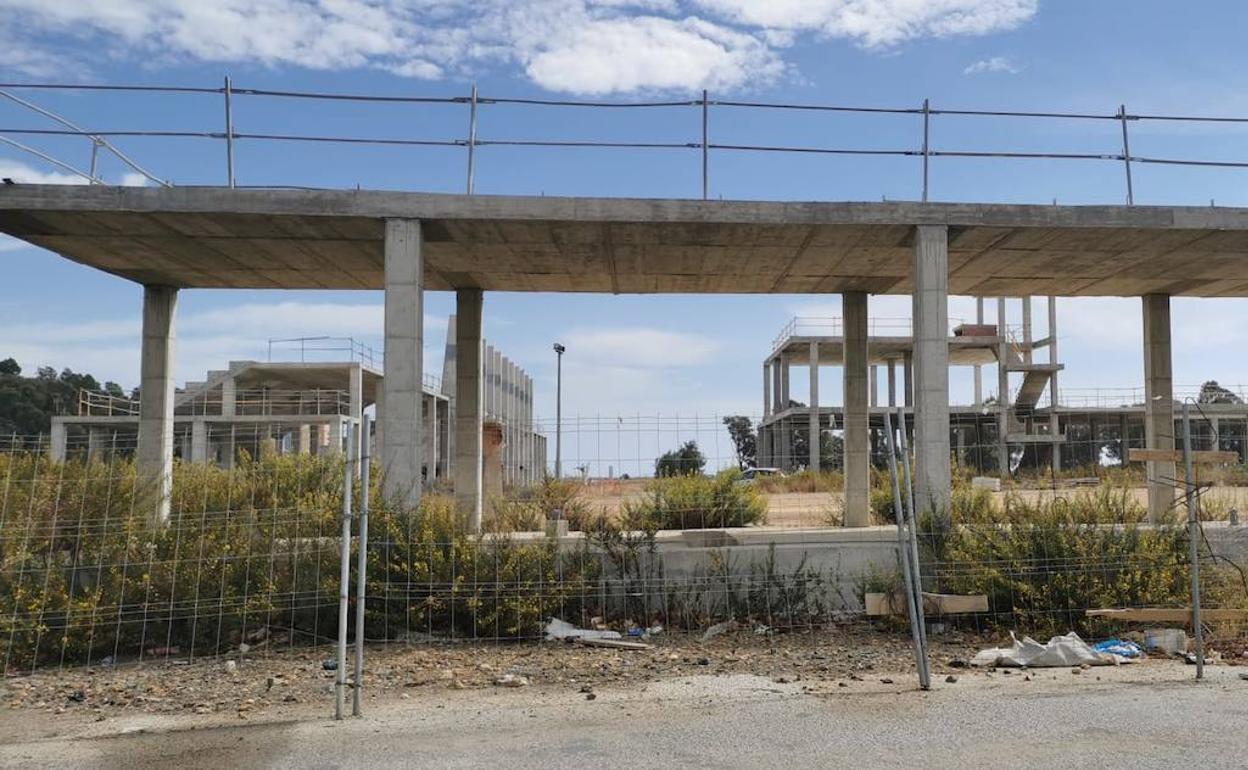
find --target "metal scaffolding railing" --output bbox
[3,80,1248,202]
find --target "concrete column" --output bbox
[912,225,952,520]
[842,291,870,527]
[973,297,984,407]
[887,359,897,408]
[454,289,485,528]
[763,361,772,419]
[902,352,913,408]
[327,419,344,455]
[137,285,177,524]
[1210,416,1221,451]
[379,218,423,508]
[86,427,104,462]
[429,398,439,482]
[1143,293,1175,522]
[808,341,820,472]
[869,365,878,408]
[49,420,67,462]
[297,424,312,455]
[190,420,208,463]
[221,376,236,417]
[779,356,792,470]
[1048,296,1061,471]
[997,297,1010,479]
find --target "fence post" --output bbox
[353,414,371,716]
[1181,402,1205,679]
[1118,104,1134,205]
[334,422,355,720]
[883,410,930,689]
[701,89,709,200]
[466,83,479,194]
[224,75,235,188]
[921,98,931,202]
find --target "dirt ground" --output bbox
[4,626,1247,770]
[4,623,1245,738]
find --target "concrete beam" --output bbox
[379,218,423,508]
[137,285,177,525]
[912,225,952,520]
[454,288,485,529]
[1143,293,1175,522]
[842,292,869,527]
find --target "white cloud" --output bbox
[563,326,720,367]
[2,301,450,388]
[0,0,1038,94]
[0,158,88,185]
[963,55,1019,75]
[693,0,1037,48]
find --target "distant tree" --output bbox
[1199,380,1242,405]
[0,359,119,439]
[655,440,706,477]
[722,416,757,470]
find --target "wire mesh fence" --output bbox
[2,405,1246,684]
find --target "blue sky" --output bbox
[3,1,1248,472]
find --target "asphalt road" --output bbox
[3,667,1246,769]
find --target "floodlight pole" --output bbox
[554,343,565,478]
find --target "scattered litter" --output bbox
[545,618,622,643]
[945,675,958,684]
[1092,639,1143,659]
[321,659,338,671]
[971,632,1129,668]
[494,674,529,688]
[753,624,772,636]
[701,620,739,642]
[224,660,237,674]
[1143,628,1188,656]
[67,690,86,703]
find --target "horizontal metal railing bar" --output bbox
[482,96,697,108]
[709,99,919,115]
[233,87,465,103]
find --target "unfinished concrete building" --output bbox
[439,315,547,497]
[50,329,546,494]
[7,186,1248,528]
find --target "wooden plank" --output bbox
[866,592,989,617]
[574,638,651,651]
[1127,449,1238,464]
[1086,608,1248,624]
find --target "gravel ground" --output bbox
[3,626,1246,769]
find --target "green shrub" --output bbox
[0,453,602,668]
[623,470,767,530]
[483,476,595,533]
[921,485,1206,635]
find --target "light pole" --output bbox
[553,343,565,478]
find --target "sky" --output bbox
[3,1,1248,472]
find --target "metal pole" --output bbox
[896,406,931,673]
[466,83,479,194]
[353,414,371,716]
[1119,104,1134,206]
[701,89,709,200]
[554,343,564,478]
[88,140,101,184]
[1181,402,1205,679]
[224,76,235,188]
[884,411,930,690]
[921,98,931,203]
[334,422,354,720]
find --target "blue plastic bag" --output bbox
[1093,639,1143,658]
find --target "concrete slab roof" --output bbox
[4,184,1248,296]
